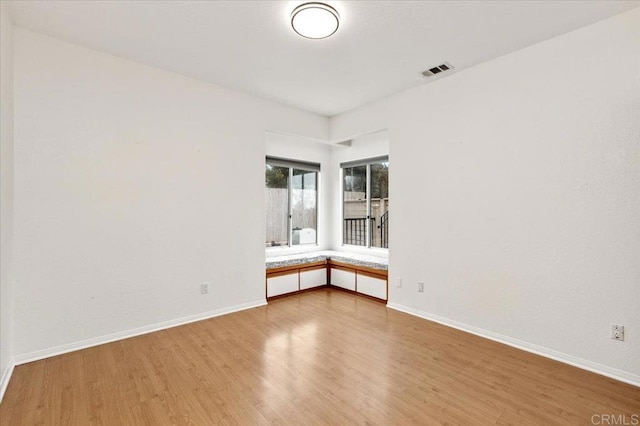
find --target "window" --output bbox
[342,156,389,248]
[265,157,319,247]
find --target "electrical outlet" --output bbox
[417,282,424,293]
[201,282,210,294]
[396,278,402,288]
[611,324,624,341]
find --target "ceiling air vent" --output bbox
[422,62,453,78]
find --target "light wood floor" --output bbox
[1,288,638,425]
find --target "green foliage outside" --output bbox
[265,165,288,188]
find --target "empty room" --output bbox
[1,1,639,424]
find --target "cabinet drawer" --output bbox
[331,268,356,291]
[267,272,299,297]
[300,267,326,290]
[356,273,387,300]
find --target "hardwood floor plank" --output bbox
[1,289,638,425]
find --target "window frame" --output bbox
[341,155,389,250]
[265,156,320,249]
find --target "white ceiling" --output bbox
[7,0,640,117]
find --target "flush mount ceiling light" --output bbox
[291,2,340,39]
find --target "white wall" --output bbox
[0,3,16,397]
[331,9,640,383]
[265,132,333,255]
[12,29,328,360]
[329,131,389,254]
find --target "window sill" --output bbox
[337,244,389,259]
[265,244,321,258]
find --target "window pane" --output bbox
[291,169,317,245]
[370,162,389,248]
[265,165,289,247]
[343,165,367,246]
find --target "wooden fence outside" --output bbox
[266,188,388,248]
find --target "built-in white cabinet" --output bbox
[266,272,299,298]
[300,267,326,290]
[328,261,388,301]
[356,273,387,300]
[266,258,387,302]
[266,261,327,299]
[330,268,357,291]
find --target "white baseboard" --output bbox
[0,360,16,404]
[386,302,640,388]
[14,299,267,366]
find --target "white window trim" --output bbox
[341,156,389,251]
[265,157,320,250]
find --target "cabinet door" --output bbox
[299,267,326,290]
[267,272,299,297]
[331,268,356,291]
[357,273,387,300]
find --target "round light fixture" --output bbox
[291,2,340,39]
